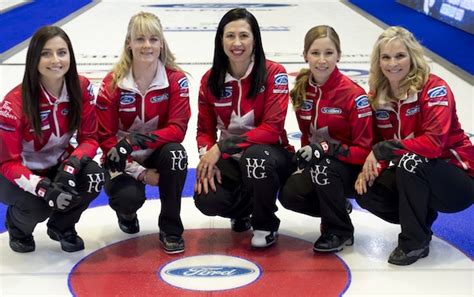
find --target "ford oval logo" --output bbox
[220,86,233,99]
[375,110,390,120]
[274,73,288,86]
[301,100,313,111]
[355,95,369,109]
[40,111,50,121]
[427,86,447,98]
[165,266,255,277]
[178,77,189,89]
[120,94,135,105]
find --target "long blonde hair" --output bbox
[368,26,429,108]
[291,25,341,110]
[111,12,181,89]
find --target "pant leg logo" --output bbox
[245,158,267,179]
[86,173,105,193]
[310,165,330,186]
[170,150,188,171]
[397,153,426,174]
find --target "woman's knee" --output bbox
[194,192,227,216]
[76,160,107,195]
[152,143,188,172]
[105,174,146,213]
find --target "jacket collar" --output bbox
[225,60,255,83]
[307,67,342,93]
[40,82,69,105]
[119,59,169,93]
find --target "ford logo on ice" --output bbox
[165,266,255,277]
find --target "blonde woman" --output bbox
[355,26,474,265]
[96,12,190,254]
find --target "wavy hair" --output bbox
[111,12,181,90]
[291,25,341,109]
[368,26,429,108]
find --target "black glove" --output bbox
[106,133,158,172]
[54,156,81,194]
[294,141,348,167]
[127,132,158,149]
[36,178,80,212]
[294,142,326,167]
[217,135,247,155]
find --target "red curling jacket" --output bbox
[372,74,474,177]
[0,76,98,195]
[295,67,373,165]
[197,60,293,157]
[96,61,190,161]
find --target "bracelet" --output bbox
[142,170,148,185]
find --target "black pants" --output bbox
[279,157,360,238]
[104,143,187,236]
[194,144,293,231]
[0,159,105,238]
[355,153,474,251]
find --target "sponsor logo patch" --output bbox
[219,86,233,99]
[375,110,390,120]
[406,106,420,116]
[150,93,169,103]
[40,110,50,122]
[427,86,447,98]
[321,107,342,114]
[301,100,313,112]
[178,77,189,89]
[355,95,370,109]
[120,93,136,105]
[274,73,288,86]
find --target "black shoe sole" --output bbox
[313,237,354,253]
[47,228,84,253]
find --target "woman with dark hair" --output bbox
[96,12,190,254]
[355,26,473,265]
[0,26,105,253]
[279,25,373,253]
[194,8,294,248]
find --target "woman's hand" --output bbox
[355,172,368,195]
[140,169,160,186]
[362,151,380,184]
[195,144,222,194]
[194,165,222,195]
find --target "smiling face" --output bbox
[222,19,254,77]
[38,36,70,83]
[379,39,411,91]
[304,37,340,85]
[128,32,162,65]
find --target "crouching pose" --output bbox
[194,8,294,248]
[355,26,474,265]
[279,25,373,253]
[0,26,105,253]
[97,12,190,254]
